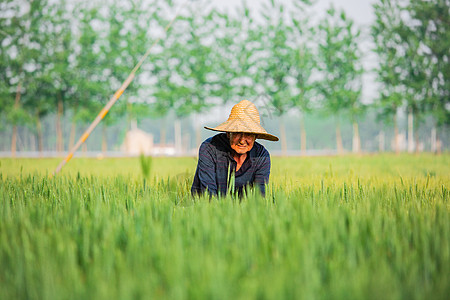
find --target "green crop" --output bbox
[0,154,449,300]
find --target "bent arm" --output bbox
[191,143,218,196]
[254,150,271,197]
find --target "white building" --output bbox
[121,126,154,156]
[121,121,177,156]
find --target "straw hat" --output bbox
[205,100,279,141]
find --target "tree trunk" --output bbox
[102,125,107,154]
[335,118,343,155]
[11,126,18,157]
[160,117,166,147]
[279,117,287,156]
[414,116,420,154]
[393,113,399,154]
[16,130,24,152]
[195,113,202,151]
[407,108,414,153]
[30,132,36,152]
[431,127,436,153]
[56,102,60,152]
[436,128,442,155]
[196,124,202,150]
[36,114,44,157]
[352,121,361,154]
[69,121,76,150]
[183,133,190,155]
[378,130,385,152]
[23,127,29,151]
[56,97,64,153]
[69,100,79,150]
[414,127,420,154]
[299,111,306,155]
[174,119,182,155]
[11,82,22,157]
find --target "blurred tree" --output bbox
[394,7,429,154]
[95,0,135,153]
[0,1,12,132]
[22,74,57,154]
[0,0,50,156]
[407,0,450,154]
[69,2,105,151]
[402,32,428,154]
[256,0,296,155]
[371,0,405,154]
[151,0,217,150]
[316,6,364,154]
[290,0,315,154]
[149,1,184,147]
[42,0,75,153]
[372,0,448,154]
[213,2,260,101]
[68,0,157,153]
[121,0,158,135]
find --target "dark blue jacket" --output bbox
[191,133,271,197]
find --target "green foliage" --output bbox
[213,3,259,101]
[151,1,217,118]
[316,6,364,120]
[0,0,448,153]
[5,105,31,126]
[0,155,449,299]
[0,0,49,127]
[407,0,450,128]
[257,0,295,116]
[372,0,449,132]
[371,0,404,126]
[315,6,364,152]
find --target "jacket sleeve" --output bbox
[191,142,218,196]
[253,147,271,197]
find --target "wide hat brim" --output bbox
[204,114,279,142]
[205,125,279,142]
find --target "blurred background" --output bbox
[0,0,448,157]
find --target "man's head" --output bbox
[204,100,279,142]
[227,132,256,154]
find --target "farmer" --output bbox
[191,99,279,197]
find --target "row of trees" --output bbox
[1,0,448,156]
[372,0,449,154]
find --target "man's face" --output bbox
[228,132,256,155]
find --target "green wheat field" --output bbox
[0,154,449,299]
